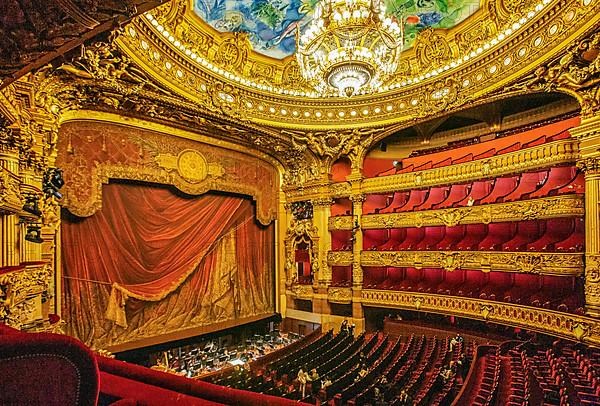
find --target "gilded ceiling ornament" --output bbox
[281,127,384,160]
[414,28,454,70]
[507,31,600,117]
[214,33,250,72]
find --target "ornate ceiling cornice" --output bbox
[0,0,168,88]
[115,0,599,131]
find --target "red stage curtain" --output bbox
[62,183,273,347]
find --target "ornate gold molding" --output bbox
[288,284,314,300]
[361,139,579,195]
[359,251,583,276]
[287,138,579,202]
[284,219,320,287]
[328,195,584,230]
[328,287,353,304]
[327,251,353,266]
[0,263,52,330]
[361,289,600,346]
[56,120,279,225]
[507,30,600,118]
[0,167,23,213]
[116,0,599,130]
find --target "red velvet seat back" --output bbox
[0,330,99,406]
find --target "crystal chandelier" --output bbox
[296,0,404,97]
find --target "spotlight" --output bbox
[24,225,43,244]
[22,197,41,217]
[43,168,64,199]
[49,168,64,189]
[43,186,63,200]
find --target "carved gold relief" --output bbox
[358,251,583,276]
[414,28,454,71]
[328,287,352,304]
[327,195,584,230]
[327,251,353,266]
[0,264,52,330]
[361,289,600,346]
[360,139,579,195]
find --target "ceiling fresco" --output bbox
[193,0,481,59]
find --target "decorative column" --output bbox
[573,115,600,317]
[0,150,21,268]
[348,163,365,326]
[311,197,333,315]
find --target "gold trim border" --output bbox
[288,138,579,202]
[324,250,583,276]
[361,289,600,346]
[328,194,584,230]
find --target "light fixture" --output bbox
[296,0,411,97]
[43,168,64,200]
[25,225,43,244]
[22,196,41,217]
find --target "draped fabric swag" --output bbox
[62,183,274,348]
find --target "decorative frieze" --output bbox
[358,251,582,276]
[328,195,584,230]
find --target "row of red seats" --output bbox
[360,218,584,252]
[362,165,582,215]
[532,346,600,405]
[374,130,571,177]
[454,346,500,406]
[362,267,584,314]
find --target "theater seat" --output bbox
[0,330,99,406]
[554,218,584,252]
[397,189,428,212]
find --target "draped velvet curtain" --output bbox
[62,183,274,349]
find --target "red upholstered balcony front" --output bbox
[363,267,584,313]
[395,227,426,250]
[437,225,467,251]
[396,189,428,212]
[415,186,450,210]
[555,218,584,252]
[379,191,409,214]
[479,177,519,205]
[434,184,471,209]
[415,226,446,250]
[502,220,544,251]
[503,170,548,202]
[363,229,389,250]
[529,166,579,198]
[478,223,517,250]
[378,228,406,251]
[527,218,578,251]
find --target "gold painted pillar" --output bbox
[348,167,365,327]
[312,197,332,315]
[0,151,20,268]
[573,115,600,317]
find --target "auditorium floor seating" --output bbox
[2,321,599,405]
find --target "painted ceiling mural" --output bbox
[194,0,481,59]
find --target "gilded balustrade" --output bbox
[306,139,579,202]
[328,194,584,231]
[325,251,583,276]
[361,289,600,346]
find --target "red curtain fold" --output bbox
[62,183,271,336]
